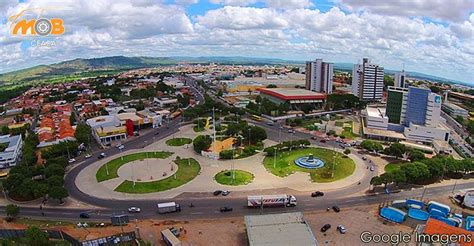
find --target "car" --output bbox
[311,191,324,197]
[337,225,347,234]
[68,158,76,164]
[79,212,90,219]
[118,145,125,150]
[128,207,141,213]
[319,139,326,143]
[288,129,295,133]
[115,143,122,148]
[362,156,367,160]
[221,190,230,196]
[213,190,222,196]
[220,206,233,212]
[85,154,92,158]
[98,153,106,159]
[104,142,111,147]
[370,166,375,172]
[154,131,160,135]
[311,136,317,140]
[332,206,341,213]
[320,224,331,232]
[339,144,346,149]
[266,122,274,126]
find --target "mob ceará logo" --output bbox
[8,10,65,36]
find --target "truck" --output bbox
[247,194,297,207]
[157,202,181,214]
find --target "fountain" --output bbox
[294,153,325,169]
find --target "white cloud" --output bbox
[209,0,257,6]
[334,0,473,22]
[196,6,288,29]
[265,0,313,9]
[174,0,199,5]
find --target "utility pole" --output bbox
[248,128,251,146]
[274,147,277,169]
[232,147,235,182]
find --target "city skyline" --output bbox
[0,0,473,85]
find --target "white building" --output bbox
[305,59,333,94]
[442,102,469,119]
[86,115,127,144]
[363,107,389,130]
[154,97,178,108]
[394,70,406,88]
[352,58,384,102]
[0,135,23,169]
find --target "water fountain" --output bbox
[294,153,325,169]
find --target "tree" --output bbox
[74,124,91,147]
[383,75,394,89]
[361,140,383,152]
[44,164,65,178]
[343,149,351,155]
[5,204,19,219]
[266,84,277,88]
[429,85,442,94]
[25,226,49,246]
[248,126,267,144]
[384,143,406,158]
[401,162,430,183]
[379,173,393,188]
[47,175,64,187]
[391,169,407,185]
[370,176,382,187]
[408,150,425,162]
[193,135,212,153]
[1,125,9,135]
[455,115,465,125]
[219,150,234,160]
[48,186,68,203]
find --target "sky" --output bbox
[0,0,473,84]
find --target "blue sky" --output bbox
[0,0,473,85]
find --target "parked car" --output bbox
[220,206,233,212]
[311,136,317,140]
[362,156,367,160]
[311,191,324,197]
[319,139,326,143]
[332,206,341,213]
[118,145,125,150]
[321,224,331,232]
[221,190,230,196]
[288,129,295,133]
[370,166,375,172]
[85,154,92,159]
[105,142,111,147]
[79,212,90,219]
[128,207,141,213]
[213,190,222,196]
[98,153,106,159]
[266,122,274,126]
[337,225,347,234]
[154,131,160,135]
[115,143,122,148]
[68,158,76,164]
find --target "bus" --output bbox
[251,115,262,121]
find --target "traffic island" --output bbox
[214,170,254,186]
[263,147,355,182]
[165,137,192,146]
[114,158,201,193]
[96,151,174,182]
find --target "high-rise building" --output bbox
[352,58,384,102]
[394,70,406,88]
[305,59,333,94]
[387,86,442,127]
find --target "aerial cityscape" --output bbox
[0,0,473,245]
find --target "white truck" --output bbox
[157,202,181,214]
[247,194,297,207]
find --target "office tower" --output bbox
[403,87,442,127]
[394,70,406,88]
[386,86,408,124]
[305,59,333,94]
[351,58,384,102]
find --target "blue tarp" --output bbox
[431,215,457,227]
[380,207,407,223]
[408,208,429,221]
[466,216,474,232]
[406,199,424,209]
[429,208,447,218]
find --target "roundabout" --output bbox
[294,154,325,169]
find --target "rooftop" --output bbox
[245,212,318,246]
[442,102,468,112]
[258,88,326,101]
[365,107,387,118]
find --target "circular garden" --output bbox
[214,170,254,186]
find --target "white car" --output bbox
[115,143,123,148]
[68,158,76,164]
[85,154,92,159]
[370,166,375,171]
[118,145,125,150]
[337,225,347,234]
[128,207,141,213]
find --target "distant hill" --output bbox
[0,55,470,87]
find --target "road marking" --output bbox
[190,212,203,215]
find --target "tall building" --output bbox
[352,58,384,102]
[394,70,406,88]
[305,59,333,94]
[386,86,408,124]
[405,87,442,128]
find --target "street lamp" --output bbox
[248,128,251,146]
[273,147,278,169]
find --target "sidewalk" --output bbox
[74,124,369,200]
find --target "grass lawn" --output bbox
[96,151,174,182]
[340,126,358,139]
[166,138,192,146]
[214,170,254,186]
[114,158,200,193]
[263,147,355,182]
[385,163,405,173]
